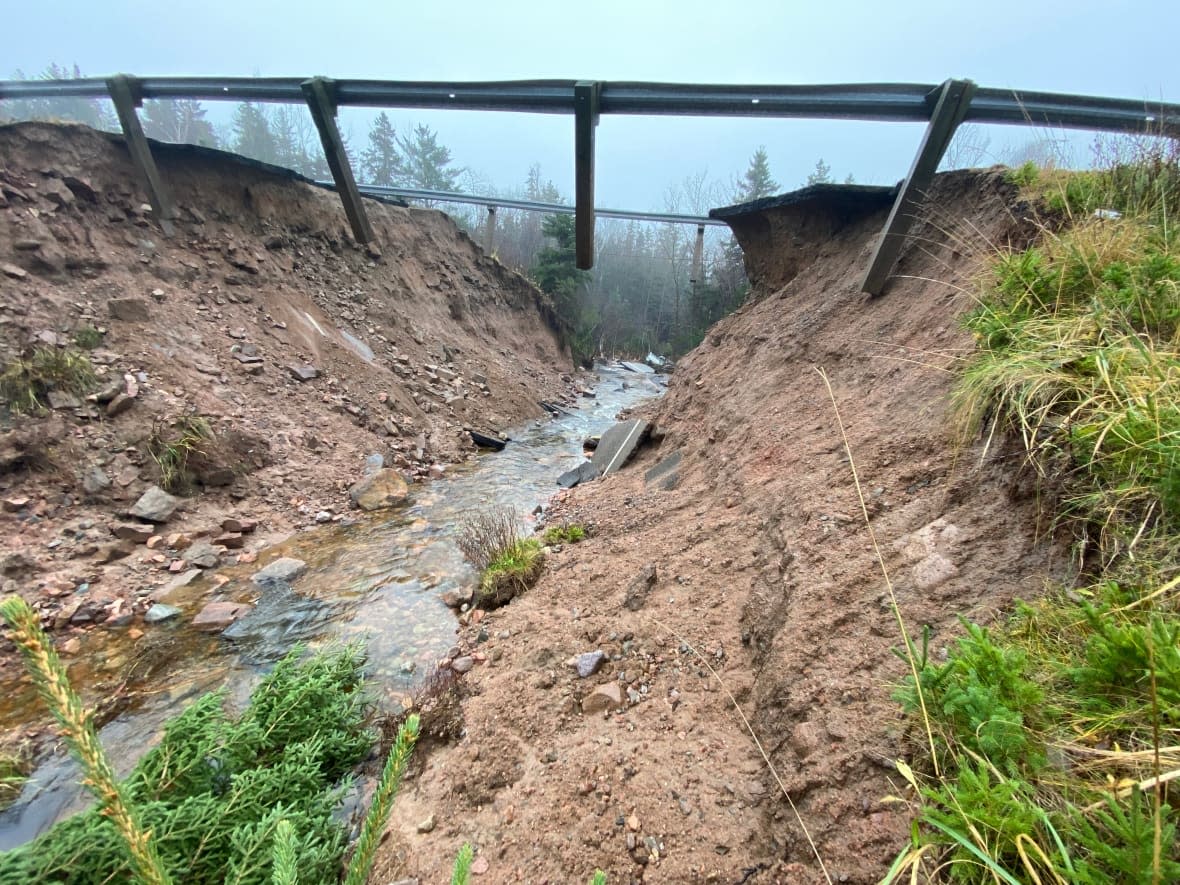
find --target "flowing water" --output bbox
[0,363,663,848]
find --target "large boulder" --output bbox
[349,468,410,511]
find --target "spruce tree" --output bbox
[806,158,833,185]
[231,102,277,163]
[362,112,403,186]
[396,124,462,192]
[736,147,779,202]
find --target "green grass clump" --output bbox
[457,507,546,608]
[954,141,1180,556]
[478,537,543,608]
[889,142,1180,883]
[72,325,104,350]
[0,347,97,414]
[149,416,214,492]
[541,523,587,545]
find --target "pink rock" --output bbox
[191,601,252,632]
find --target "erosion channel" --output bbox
[0,363,664,849]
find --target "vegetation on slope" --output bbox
[457,507,545,609]
[890,140,1180,883]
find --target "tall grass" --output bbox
[0,347,97,414]
[888,139,1180,883]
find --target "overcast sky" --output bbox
[6,0,1178,210]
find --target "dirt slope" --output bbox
[0,122,574,689]
[375,170,1072,884]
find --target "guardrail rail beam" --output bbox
[302,77,375,246]
[106,75,176,236]
[861,78,977,296]
[574,81,602,269]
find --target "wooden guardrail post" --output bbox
[302,77,375,246]
[106,75,176,236]
[574,81,602,270]
[861,78,976,296]
[690,222,705,298]
[484,205,497,254]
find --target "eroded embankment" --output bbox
[375,170,1071,883]
[0,122,576,735]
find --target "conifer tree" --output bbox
[396,124,462,192]
[736,146,779,202]
[232,102,277,163]
[143,100,217,146]
[806,157,833,185]
[362,112,403,186]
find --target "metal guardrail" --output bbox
[3,75,1176,292]
[354,185,727,227]
[3,77,1175,131]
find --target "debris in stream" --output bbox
[467,428,508,451]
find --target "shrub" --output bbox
[457,507,545,608]
[0,613,376,884]
[897,620,1044,776]
[0,347,97,414]
[541,522,586,545]
[72,324,104,349]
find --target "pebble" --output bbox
[451,656,475,674]
[570,649,607,678]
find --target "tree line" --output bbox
[2,63,866,361]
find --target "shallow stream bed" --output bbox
[0,363,662,848]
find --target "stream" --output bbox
[0,363,663,849]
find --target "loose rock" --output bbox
[144,603,181,624]
[623,563,658,611]
[192,601,252,632]
[582,682,623,714]
[287,364,319,382]
[108,298,151,322]
[130,486,182,522]
[570,649,607,678]
[348,468,409,511]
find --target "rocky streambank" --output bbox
[0,120,582,745]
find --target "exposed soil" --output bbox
[372,170,1074,883]
[1,124,1077,884]
[0,122,579,732]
